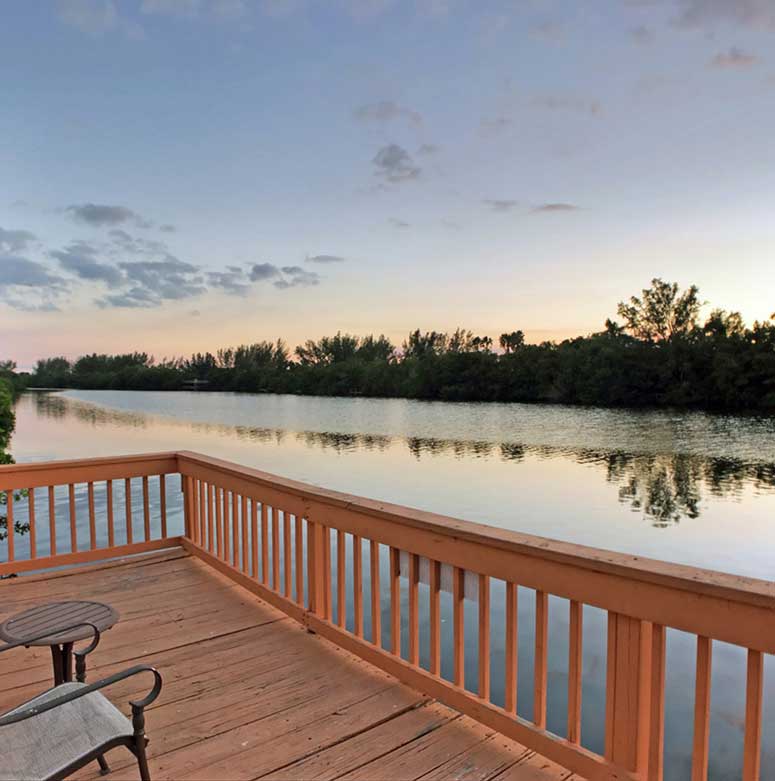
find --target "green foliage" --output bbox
[0,376,29,542]
[15,280,775,412]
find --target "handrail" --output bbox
[2,450,772,780]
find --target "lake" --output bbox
[9,390,775,778]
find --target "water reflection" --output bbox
[31,392,775,528]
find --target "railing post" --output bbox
[605,612,653,774]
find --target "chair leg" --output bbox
[97,754,111,775]
[135,738,151,781]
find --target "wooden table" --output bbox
[0,600,118,685]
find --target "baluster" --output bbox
[478,574,490,700]
[370,540,381,647]
[232,492,239,567]
[306,520,315,611]
[87,482,96,549]
[48,486,56,556]
[261,503,269,585]
[68,483,77,552]
[159,476,167,538]
[353,535,363,636]
[390,547,401,655]
[294,514,303,603]
[648,624,666,781]
[337,530,346,627]
[534,590,548,729]
[201,481,208,549]
[505,581,518,715]
[251,498,258,576]
[453,566,465,687]
[322,526,332,619]
[742,649,763,781]
[222,489,231,563]
[27,488,36,559]
[272,506,280,590]
[568,600,583,743]
[692,636,712,781]
[106,480,115,548]
[125,478,133,544]
[142,476,151,542]
[242,496,249,573]
[5,490,14,561]
[429,560,441,675]
[409,553,420,665]
[215,487,223,558]
[283,510,291,594]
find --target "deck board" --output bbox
[0,551,579,781]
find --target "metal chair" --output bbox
[0,622,162,781]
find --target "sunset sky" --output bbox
[2,0,774,368]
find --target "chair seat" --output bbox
[1,682,134,781]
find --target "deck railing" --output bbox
[2,451,774,781]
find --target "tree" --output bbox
[617,279,701,342]
[499,331,525,353]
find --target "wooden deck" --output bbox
[0,550,578,781]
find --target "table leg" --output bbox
[61,642,74,682]
[50,645,64,686]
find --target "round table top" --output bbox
[0,600,119,646]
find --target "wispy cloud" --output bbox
[306,254,346,263]
[0,226,37,254]
[671,0,775,31]
[52,241,124,286]
[275,266,320,289]
[388,218,410,229]
[484,199,518,212]
[532,203,580,213]
[372,144,421,183]
[709,47,760,69]
[353,101,422,127]
[65,203,153,228]
[0,256,69,311]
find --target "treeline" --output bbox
[19,280,775,411]
[1,363,27,541]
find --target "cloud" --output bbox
[417,143,439,156]
[118,256,204,299]
[388,218,410,229]
[629,25,655,43]
[671,0,775,30]
[710,47,760,68]
[372,144,421,183]
[66,203,152,228]
[108,229,167,255]
[275,266,320,289]
[530,95,602,116]
[52,241,124,286]
[484,199,519,212]
[159,224,176,233]
[206,268,251,296]
[532,203,580,213]
[353,101,422,126]
[306,254,346,263]
[0,256,69,311]
[249,262,281,282]
[97,287,157,309]
[0,227,36,254]
[56,0,143,38]
[57,0,119,34]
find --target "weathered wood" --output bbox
[691,636,712,781]
[453,566,465,688]
[505,581,518,716]
[534,590,548,729]
[429,559,441,676]
[647,623,666,781]
[479,573,490,700]
[742,649,763,781]
[568,600,583,744]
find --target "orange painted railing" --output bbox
[2,451,774,781]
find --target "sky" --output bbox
[2,0,774,368]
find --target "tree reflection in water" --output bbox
[33,392,775,528]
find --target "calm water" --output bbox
[9,390,775,778]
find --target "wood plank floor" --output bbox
[0,550,580,781]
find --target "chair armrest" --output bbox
[0,664,162,727]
